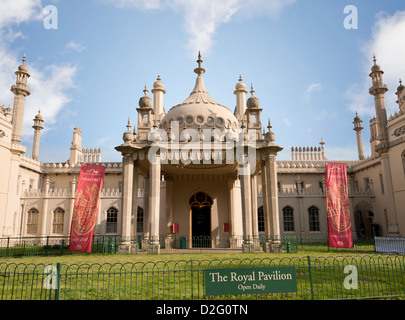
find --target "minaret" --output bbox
[11,54,31,145]
[32,110,44,161]
[353,112,365,160]
[69,126,83,165]
[369,56,389,146]
[234,74,248,121]
[151,74,166,122]
[395,79,405,112]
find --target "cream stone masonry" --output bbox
[0,54,404,252]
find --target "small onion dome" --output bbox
[18,54,28,72]
[371,56,381,72]
[148,130,161,142]
[235,75,246,91]
[247,96,259,109]
[123,130,134,143]
[34,110,43,121]
[123,119,134,143]
[18,64,28,72]
[246,84,259,108]
[353,113,361,122]
[139,95,152,108]
[397,79,404,93]
[139,84,153,108]
[265,119,275,143]
[153,74,165,91]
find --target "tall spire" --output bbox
[194,51,206,76]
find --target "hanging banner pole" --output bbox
[325,163,353,248]
[69,164,105,252]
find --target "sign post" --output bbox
[205,267,297,296]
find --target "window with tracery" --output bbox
[52,207,65,234]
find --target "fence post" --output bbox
[45,236,49,256]
[307,255,315,300]
[55,262,62,300]
[6,237,9,257]
[190,259,194,300]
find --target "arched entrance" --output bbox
[354,201,375,238]
[190,192,213,248]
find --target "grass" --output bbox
[0,250,386,266]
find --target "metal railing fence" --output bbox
[0,234,394,258]
[0,255,404,300]
[0,235,119,257]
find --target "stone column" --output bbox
[131,163,139,239]
[67,176,77,236]
[227,175,237,248]
[251,175,260,250]
[380,153,399,236]
[165,175,174,249]
[260,162,270,241]
[119,154,134,252]
[40,177,50,236]
[240,160,253,252]
[148,153,161,253]
[264,153,282,252]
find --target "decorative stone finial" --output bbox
[194,51,206,76]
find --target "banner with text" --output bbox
[69,164,105,252]
[325,163,353,248]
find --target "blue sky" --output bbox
[1,0,405,162]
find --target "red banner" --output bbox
[325,163,353,248]
[69,164,105,252]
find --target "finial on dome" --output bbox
[250,83,255,96]
[143,83,148,96]
[194,51,206,76]
[320,137,325,146]
[22,54,26,65]
[373,55,376,65]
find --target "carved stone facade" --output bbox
[0,55,404,253]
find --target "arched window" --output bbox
[106,207,118,233]
[282,206,294,232]
[52,207,65,234]
[308,206,320,232]
[257,206,265,232]
[136,207,144,233]
[189,192,213,207]
[27,208,39,235]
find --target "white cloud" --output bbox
[303,82,322,102]
[0,0,43,28]
[106,0,162,10]
[283,118,291,127]
[65,41,86,53]
[22,64,77,138]
[0,0,78,140]
[346,10,405,118]
[107,0,296,56]
[307,83,322,93]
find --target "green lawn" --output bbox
[0,250,385,266]
[1,251,404,300]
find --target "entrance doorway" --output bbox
[190,192,213,248]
